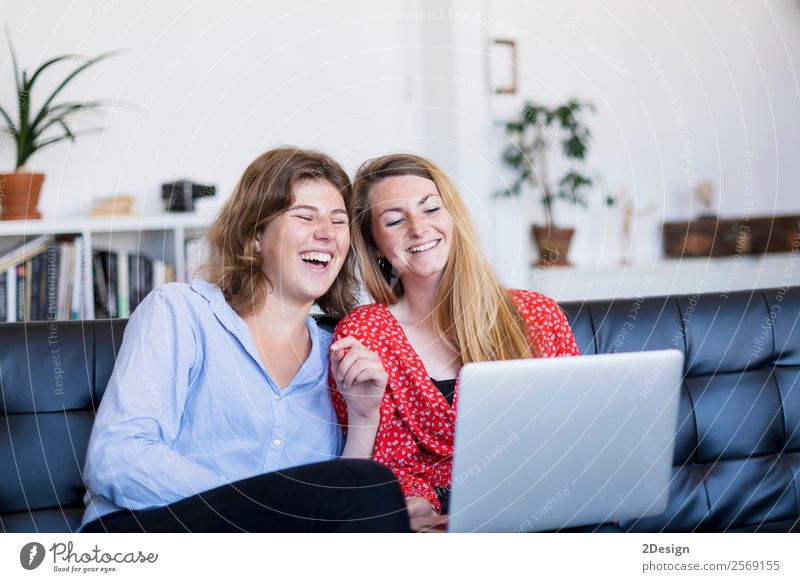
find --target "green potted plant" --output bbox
[499,98,614,266]
[0,35,116,220]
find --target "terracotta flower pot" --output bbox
[0,172,44,220]
[532,225,574,267]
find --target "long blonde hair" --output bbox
[352,153,539,363]
[205,147,358,317]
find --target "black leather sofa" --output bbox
[1,287,798,533]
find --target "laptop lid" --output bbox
[448,349,684,532]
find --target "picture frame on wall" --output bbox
[489,38,518,95]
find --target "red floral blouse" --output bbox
[329,289,580,513]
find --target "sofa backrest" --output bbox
[0,319,127,532]
[1,287,798,532]
[560,287,800,532]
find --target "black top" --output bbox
[430,377,456,406]
[430,377,456,514]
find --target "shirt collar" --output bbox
[190,277,326,391]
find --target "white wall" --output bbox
[484,0,800,274]
[0,0,423,216]
[2,0,800,286]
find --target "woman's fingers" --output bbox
[329,335,361,354]
[340,357,367,389]
[339,348,378,384]
[330,350,341,379]
[347,365,388,393]
[330,337,388,415]
[331,346,355,385]
[333,343,379,385]
[342,357,385,391]
[405,497,436,519]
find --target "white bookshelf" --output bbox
[0,213,212,319]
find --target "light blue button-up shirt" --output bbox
[80,277,343,527]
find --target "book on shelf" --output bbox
[30,254,40,322]
[185,237,209,281]
[17,262,26,322]
[92,248,176,319]
[0,234,51,273]
[0,235,85,323]
[0,274,5,321]
[56,241,72,321]
[92,249,113,319]
[5,266,17,323]
[46,245,58,321]
[0,235,178,322]
[70,237,86,321]
[31,250,57,322]
[117,251,130,318]
[24,258,32,321]
[129,252,154,314]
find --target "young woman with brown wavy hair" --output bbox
[81,147,409,532]
[329,153,580,520]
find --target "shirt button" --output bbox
[274,394,281,401]
[273,439,281,446]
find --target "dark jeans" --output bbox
[435,487,451,515]
[81,459,410,533]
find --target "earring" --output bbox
[378,256,393,284]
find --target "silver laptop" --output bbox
[447,349,684,532]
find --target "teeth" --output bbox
[300,252,332,263]
[408,240,438,253]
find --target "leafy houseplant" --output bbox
[0,35,116,220]
[499,99,613,266]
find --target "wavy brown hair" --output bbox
[204,147,358,317]
[352,153,540,363]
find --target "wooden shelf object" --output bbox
[662,215,800,258]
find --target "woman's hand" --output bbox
[330,336,388,422]
[406,497,437,520]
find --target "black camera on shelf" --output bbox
[161,180,216,212]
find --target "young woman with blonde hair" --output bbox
[329,153,580,520]
[81,147,408,532]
